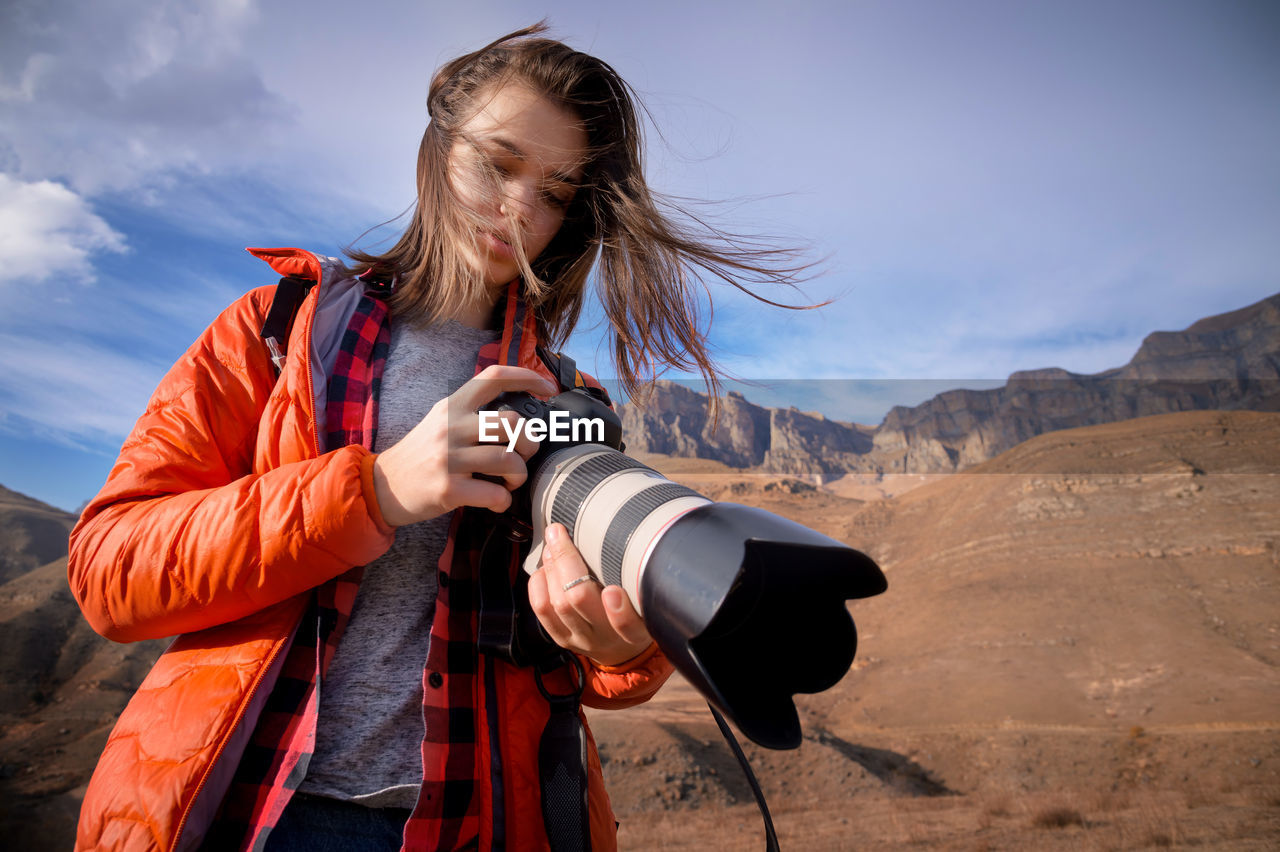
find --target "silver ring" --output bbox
[562,574,599,593]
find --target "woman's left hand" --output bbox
[527,522,654,667]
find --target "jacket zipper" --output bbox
[302,284,322,459]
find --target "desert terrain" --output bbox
[592,410,1279,849]
[1,410,1277,849]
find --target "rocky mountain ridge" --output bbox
[618,291,1280,475]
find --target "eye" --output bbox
[472,147,513,180]
[542,189,573,211]
[482,155,512,178]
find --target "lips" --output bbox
[478,226,515,259]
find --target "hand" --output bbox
[527,522,654,667]
[372,364,555,526]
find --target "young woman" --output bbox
[68,23,808,851]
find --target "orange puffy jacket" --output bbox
[67,247,672,851]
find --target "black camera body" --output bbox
[493,386,624,458]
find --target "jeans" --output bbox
[261,792,411,852]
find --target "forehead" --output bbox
[461,83,588,181]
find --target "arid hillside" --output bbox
[589,410,1279,849]
[839,408,1278,731]
[0,502,168,849]
[0,486,78,586]
[1,410,1277,849]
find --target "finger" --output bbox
[599,586,652,647]
[440,473,513,513]
[480,410,541,461]
[544,523,591,586]
[543,523,607,623]
[452,444,529,490]
[456,408,519,452]
[506,410,541,461]
[454,365,556,413]
[526,553,572,644]
[469,407,506,448]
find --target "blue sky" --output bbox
[1,0,1277,512]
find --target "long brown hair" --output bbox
[346,22,817,402]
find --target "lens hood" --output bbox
[639,503,887,750]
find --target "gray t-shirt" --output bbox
[298,316,498,808]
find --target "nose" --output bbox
[498,178,537,222]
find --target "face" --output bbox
[448,83,588,290]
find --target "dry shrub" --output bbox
[1183,779,1218,809]
[983,798,1011,819]
[1096,787,1132,812]
[1218,773,1245,795]
[977,782,1018,817]
[973,788,1012,831]
[886,807,924,845]
[1135,799,1181,849]
[1032,806,1086,829]
[1243,784,1280,808]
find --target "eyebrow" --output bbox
[488,136,583,187]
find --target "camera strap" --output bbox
[536,653,592,852]
[476,346,619,850]
[709,703,780,852]
[475,524,592,851]
[536,345,583,394]
[476,522,564,670]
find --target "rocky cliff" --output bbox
[620,386,875,475]
[618,291,1280,475]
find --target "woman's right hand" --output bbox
[371,364,556,526]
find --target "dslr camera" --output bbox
[487,383,886,750]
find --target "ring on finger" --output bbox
[562,574,600,593]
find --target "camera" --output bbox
[487,387,887,750]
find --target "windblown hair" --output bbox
[346,22,815,401]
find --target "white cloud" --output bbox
[0,0,288,197]
[0,174,127,284]
[0,0,1275,426]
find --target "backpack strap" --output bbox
[259,275,316,375]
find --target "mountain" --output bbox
[619,291,1280,476]
[588,409,1280,849]
[0,486,79,587]
[619,385,874,475]
[0,485,167,849]
[2,291,1278,848]
[2,401,1278,848]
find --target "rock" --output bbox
[618,291,1280,476]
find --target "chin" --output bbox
[480,264,519,289]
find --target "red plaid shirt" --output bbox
[212,279,541,850]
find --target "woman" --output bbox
[68,23,808,851]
